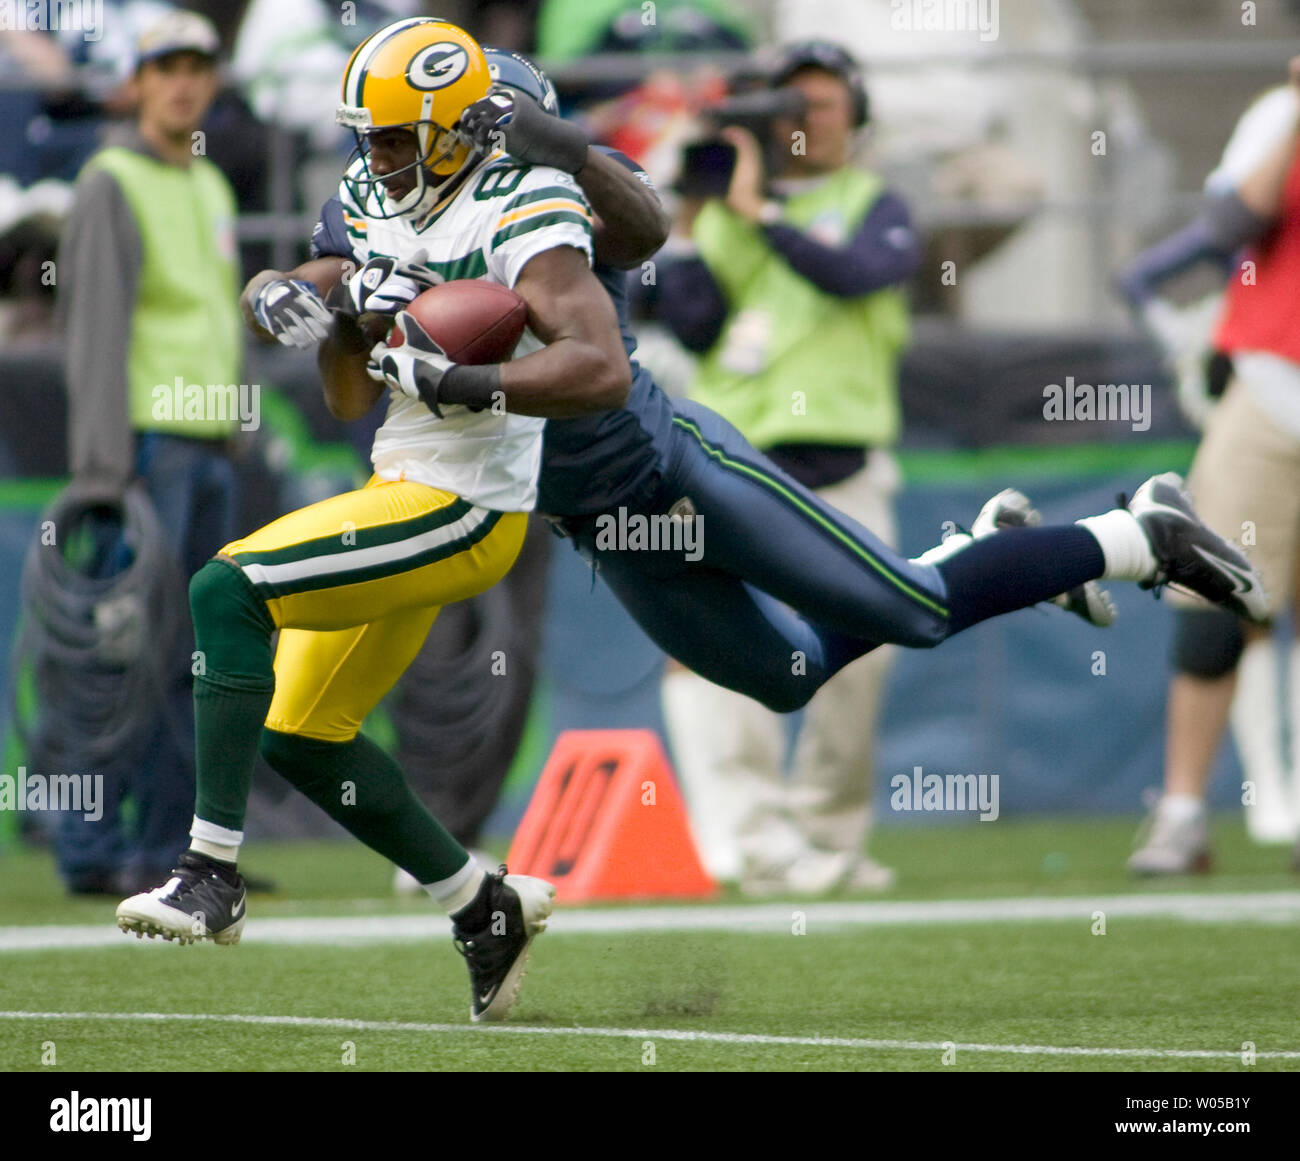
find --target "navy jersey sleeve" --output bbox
[309,196,354,260]
[654,254,730,353]
[761,191,920,297]
[1114,190,1266,308]
[593,144,659,192]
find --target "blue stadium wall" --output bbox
[0,330,1259,844]
[485,445,1252,837]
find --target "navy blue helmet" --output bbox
[483,47,559,115]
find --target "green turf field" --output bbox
[2,815,1297,1072]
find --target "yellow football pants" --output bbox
[218,476,525,742]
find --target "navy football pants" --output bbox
[568,401,1107,713]
[569,401,950,713]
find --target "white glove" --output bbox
[342,248,439,316]
[1143,293,1225,432]
[370,310,454,416]
[252,278,332,347]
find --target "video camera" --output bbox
[676,87,808,198]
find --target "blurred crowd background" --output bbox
[6,0,1300,341]
[3,0,1300,889]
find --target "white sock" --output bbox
[190,816,242,864]
[1288,643,1300,827]
[912,532,973,567]
[424,858,485,915]
[1160,793,1205,823]
[1234,637,1294,842]
[1076,510,1157,583]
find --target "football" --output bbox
[387,279,529,365]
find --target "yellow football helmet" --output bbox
[336,18,492,220]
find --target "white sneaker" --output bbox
[842,854,897,891]
[740,849,853,897]
[116,851,247,945]
[1128,797,1212,875]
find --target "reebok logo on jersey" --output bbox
[407,43,469,91]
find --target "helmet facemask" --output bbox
[338,105,483,221]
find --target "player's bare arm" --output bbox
[459,84,669,268]
[381,245,631,419]
[238,256,380,421]
[576,148,670,268]
[318,306,386,421]
[497,243,632,414]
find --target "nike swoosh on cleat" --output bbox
[231,895,245,919]
[1191,545,1254,595]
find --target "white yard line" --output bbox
[1,890,1298,951]
[0,1009,1294,1060]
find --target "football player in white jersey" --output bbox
[117,18,630,1024]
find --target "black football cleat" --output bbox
[453,866,555,1022]
[116,850,247,946]
[1128,473,1268,622]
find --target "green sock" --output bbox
[189,560,277,832]
[260,727,470,883]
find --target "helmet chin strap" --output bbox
[376,94,493,222]
[388,158,432,218]
[396,134,492,223]
[390,93,440,221]
[405,145,491,226]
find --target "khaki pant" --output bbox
[1175,375,1300,609]
[663,453,899,881]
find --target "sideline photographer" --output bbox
[654,41,920,894]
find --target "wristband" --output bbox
[438,363,502,412]
[507,93,590,174]
[543,118,590,176]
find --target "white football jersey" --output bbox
[336,151,594,511]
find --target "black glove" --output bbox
[459,89,589,174]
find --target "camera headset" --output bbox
[770,40,869,129]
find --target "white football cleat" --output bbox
[1128,797,1212,875]
[116,851,247,945]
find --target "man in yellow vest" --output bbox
[56,10,245,895]
[655,41,913,894]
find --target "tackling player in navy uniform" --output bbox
[233,39,1267,1002]
[263,44,1266,710]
